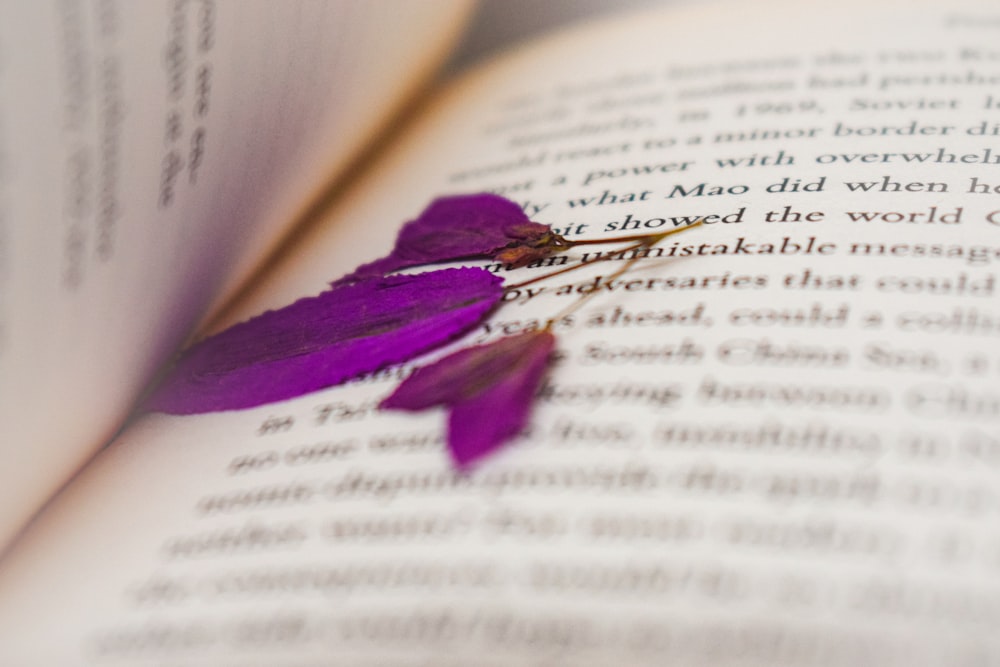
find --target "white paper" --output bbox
[3,1,1000,664]
[0,0,472,550]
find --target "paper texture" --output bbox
[0,0,471,550]
[3,1,1000,664]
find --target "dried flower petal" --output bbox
[146,268,503,414]
[381,330,556,468]
[334,194,568,285]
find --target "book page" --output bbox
[3,0,1000,664]
[443,0,687,73]
[0,0,472,550]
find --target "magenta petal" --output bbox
[382,331,556,468]
[334,194,555,285]
[146,268,503,414]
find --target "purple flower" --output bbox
[141,191,698,471]
[333,193,568,285]
[146,268,503,414]
[381,330,556,469]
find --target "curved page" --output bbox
[2,1,1000,665]
[0,0,472,550]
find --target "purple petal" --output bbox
[382,331,556,468]
[146,268,503,414]
[334,194,562,285]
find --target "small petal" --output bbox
[382,331,556,468]
[334,194,567,285]
[146,268,503,414]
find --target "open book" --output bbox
[3,0,1000,663]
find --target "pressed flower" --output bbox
[147,190,703,471]
[381,330,556,469]
[146,267,503,414]
[333,193,569,285]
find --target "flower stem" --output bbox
[504,219,703,292]
[544,224,700,328]
[564,224,700,247]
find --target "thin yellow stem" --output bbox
[542,219,704,329]
[565,224,702,247]
[505,219,703,292]
[505,240,646,290]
